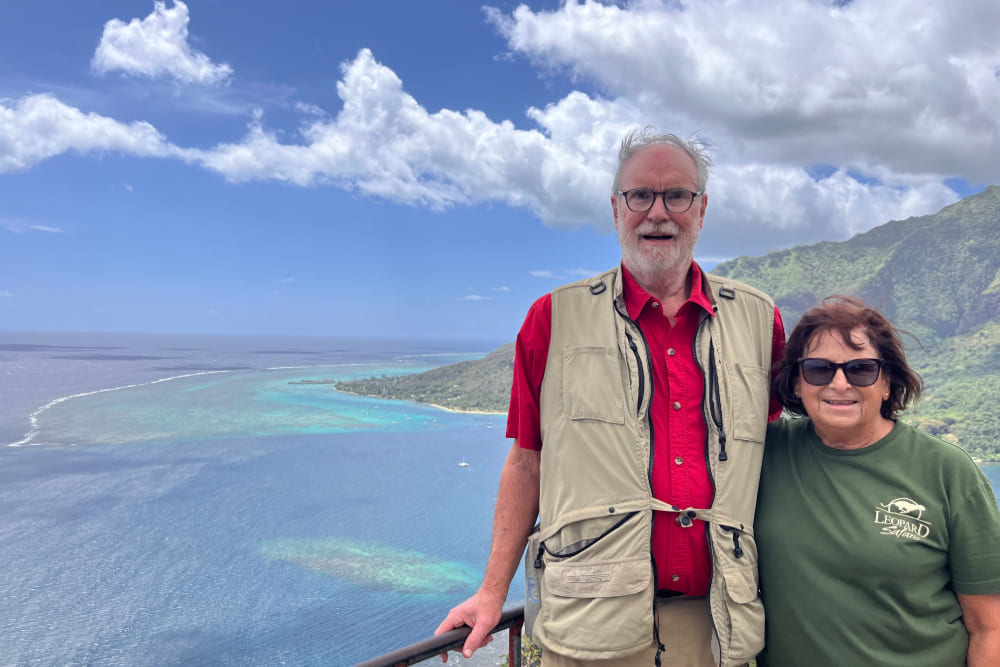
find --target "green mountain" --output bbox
[714,185,1000,460]
[713,185,1000,343]
[339,186,1000,460]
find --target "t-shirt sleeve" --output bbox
[505,293,551,450]
[948,476,1000,594]
[768,305,787,422]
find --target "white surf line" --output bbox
[6,370,232,448]
[265,362,380,370]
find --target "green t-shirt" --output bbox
[755,418,1000,667]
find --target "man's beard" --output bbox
[618,220,700,286]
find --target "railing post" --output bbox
[508,617,523,666]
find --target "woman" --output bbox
[755,296,1000,667]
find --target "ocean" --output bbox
[2,332,998,667]
[0,332,515,666]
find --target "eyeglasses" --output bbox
[797,358,884,387]
[616,188,702,213]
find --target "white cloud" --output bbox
[294,102,325,117]
[488,0,1000,181]
[92,0,232,85]
[0,290,11,298]
[530,270,560,279]
[0,216,65,233]
[4,0,997,262]
[492,286,511,292]
[280,277,296,284]
[189,48,619,228]
[461,294,490,301]
[0,94,183,173]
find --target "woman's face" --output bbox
[795,327,891,445]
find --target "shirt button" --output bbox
[667,348,676,356]
[674,456,683,465]
[673,401,681,410]
[671,574,680,582]
[652,302,660,309]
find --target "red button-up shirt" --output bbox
[506,263,785,595]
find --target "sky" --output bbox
[1,0,997,343]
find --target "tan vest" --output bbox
[529,267,773,665]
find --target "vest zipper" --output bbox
[625,332,645,418]
[707,344,728,462]
[536,510,638,563]
[616,304,655,480]
[615,299,660,659]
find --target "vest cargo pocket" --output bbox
[562,346,625,424]
[716,528,765,661]
[542,557,653,652]
[536,510,654,654]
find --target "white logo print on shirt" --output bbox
[873,497,932,541]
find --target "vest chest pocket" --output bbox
[561,346,625,424]
[727,362,769,443]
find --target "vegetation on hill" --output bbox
[714,185,1000,460]
[337,186,1000,460]
[335,342,514,413]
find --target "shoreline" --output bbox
[428,403,507,417]
[334,388,507,417]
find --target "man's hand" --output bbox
[433,589,504,661]
[433,443,539,662]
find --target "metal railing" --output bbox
[353,605,525,667]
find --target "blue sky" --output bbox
[1,1,997,342]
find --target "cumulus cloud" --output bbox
[489,1,1000,179]
[92,0,232,85]
[0,94,183,173]
[189,48,619,228]
[4,0,997,261]
[461,294,490,301]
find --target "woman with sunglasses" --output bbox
[754,296,1000,667]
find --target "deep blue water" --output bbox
[1,332,998,666]
[0,332,514,666]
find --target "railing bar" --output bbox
[352,606,524,667]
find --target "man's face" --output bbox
[612,144,707,285]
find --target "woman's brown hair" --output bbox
[773,295,923,420]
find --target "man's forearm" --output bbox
[968,629,1000,666]
[479,442,540,599]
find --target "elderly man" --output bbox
[436,128,785,667]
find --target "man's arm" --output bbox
[958,592,1000,666]
[434,441,541,659]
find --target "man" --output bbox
[436,129,784,666]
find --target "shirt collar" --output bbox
[621,262,716,321]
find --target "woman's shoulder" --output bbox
[893,421,986,477]
[766,414,811,439]
[764,415,812,455]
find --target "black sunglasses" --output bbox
[797,358,884,387]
